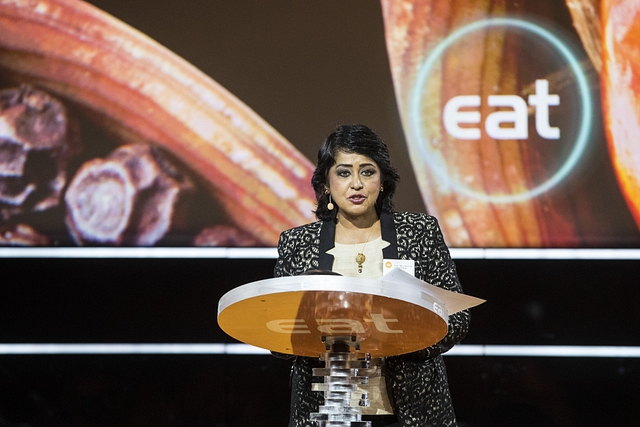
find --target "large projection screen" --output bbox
[1,0,639,252]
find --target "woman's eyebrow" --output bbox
[335,162,377,168]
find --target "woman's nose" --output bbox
[350,176,363,189]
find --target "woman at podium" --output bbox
[274,124,470,427]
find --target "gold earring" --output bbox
[325,189,334,210]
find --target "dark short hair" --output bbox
[312,124,400,221]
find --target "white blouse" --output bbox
[326,236,390,279]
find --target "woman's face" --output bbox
[327,150,382,222]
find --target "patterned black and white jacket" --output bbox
[273,211,470,427]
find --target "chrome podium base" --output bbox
[311,336,372,427]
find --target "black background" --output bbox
[1,257,640,426]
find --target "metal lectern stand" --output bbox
[311,335,373,427]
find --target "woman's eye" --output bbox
[337,170,350,177]
[361,169,376,176]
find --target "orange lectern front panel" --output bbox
[217,275,449,357]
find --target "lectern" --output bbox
[218,272,480,427]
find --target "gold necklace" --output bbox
[339,223,373,274]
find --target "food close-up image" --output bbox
[382,0,640,248]
[1,0,639,249]
[0,0,316,247]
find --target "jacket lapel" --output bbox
[318,219,335,270]
[381,211,399,259]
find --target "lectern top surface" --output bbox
[217,274,449,357]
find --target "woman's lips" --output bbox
[348,195,366,204]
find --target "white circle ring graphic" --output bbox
[409,18,593,204]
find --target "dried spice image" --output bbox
[0,223,49,246]
[0,0,316,246]
[0,85,81,218]
[65,143,194,246]
[0,85,81,227]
